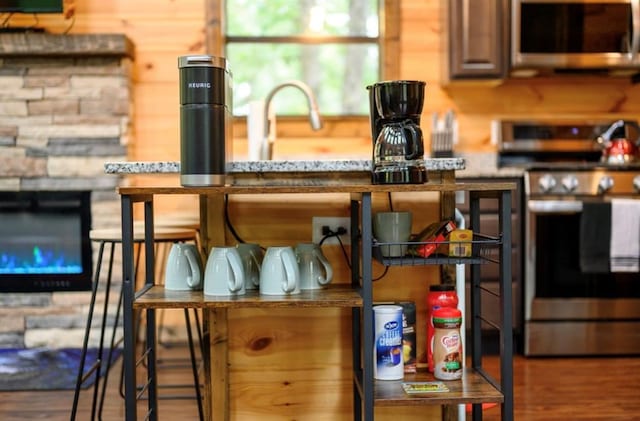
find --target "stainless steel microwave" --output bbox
[511,0,640,71]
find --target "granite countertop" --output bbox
[455,152,525,178]
[104,158,466,174]
[104,154,527,179]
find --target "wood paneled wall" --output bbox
[13,1,640,418]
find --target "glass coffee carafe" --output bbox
[367,80,427,184]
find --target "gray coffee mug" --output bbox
[295,243,333,290]
[236,243,263,290]
[260,246,300,295]
[373,211,412,257]
[164,243,203,291]
[204,246,245,296]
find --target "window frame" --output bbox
[204,0,399,133]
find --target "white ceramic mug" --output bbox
[236,243,263,290]
[204,246,245,296]
[373,211,413,257]
[260,246,300,295]
[295,243,333,290]
[164,243,203,291]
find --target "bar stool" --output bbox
[70,226,204,421]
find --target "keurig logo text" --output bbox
[188,82,211,88]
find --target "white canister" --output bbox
[373,305,404,380]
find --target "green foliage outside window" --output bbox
[225,0,380,116]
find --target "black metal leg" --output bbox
[70,240,106,421]
[98,243,124,420]
[361,193,374,421]
[499,190,514,420]
[121,195,138,421]
[185,309,204,421]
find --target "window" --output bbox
[222,0,385,117]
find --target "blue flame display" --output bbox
[0,245,82,274]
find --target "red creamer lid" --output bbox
[432,307,462,318]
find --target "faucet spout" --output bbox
[261,80,322,160]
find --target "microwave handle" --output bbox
[632,0,640,60]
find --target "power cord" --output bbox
[318,226,389,282]
[224,194,245,244]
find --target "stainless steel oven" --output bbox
[511,0,640,71]
[497,119,640,356]
[525,170,640,355]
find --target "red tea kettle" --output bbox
[596,119,640,165]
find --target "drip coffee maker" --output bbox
[367,80,427,184]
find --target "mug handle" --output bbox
[227,249,245,292]
[184,246,202,289]
[313,248,333,285]
[281,250,299,293]
[250,251,261,288]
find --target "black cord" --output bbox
[224,194,245,244]
[386,192,394,211]
[318,228,390,282]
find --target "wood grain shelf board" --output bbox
[374,368,504,406]
[118,181,516,196]
[133,285,363,309]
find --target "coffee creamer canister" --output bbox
[373,305,404,380]
[433,307,463,380]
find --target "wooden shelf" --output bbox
[373,368,504,407]
[117,181,516,196]
[133,284,363,309]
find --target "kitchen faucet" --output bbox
[260,80,322,160]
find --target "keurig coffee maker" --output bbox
[367,80,427,184]
[178,55,233,186]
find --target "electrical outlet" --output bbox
[312,216,351,245]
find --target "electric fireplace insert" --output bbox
[0,191,92,292]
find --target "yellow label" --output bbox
[448,229,472,257]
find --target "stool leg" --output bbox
[89,242,117,421]
[97,242,123,420]
[184,309,204,421]
[70,240,106,421]
[119,242,142,400]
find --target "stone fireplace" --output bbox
[0,33,133,349]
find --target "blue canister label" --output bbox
[373,305,404,380]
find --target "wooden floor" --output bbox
[1,345,639,420]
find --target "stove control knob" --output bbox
[634,176,640,193]
[561,175,579,193]
[597,175,614,194]
[538,174,557,193]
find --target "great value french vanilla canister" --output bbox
[373,305,404,380]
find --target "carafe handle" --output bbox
[402,121,423,160]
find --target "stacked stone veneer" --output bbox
[0,34,133,349]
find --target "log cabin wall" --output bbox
[9,1,640,419]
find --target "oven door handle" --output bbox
[527,200,583,214]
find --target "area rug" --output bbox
[0,347,122,391]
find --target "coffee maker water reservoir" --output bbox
[179,55,233,186]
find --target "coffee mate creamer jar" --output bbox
[433,307,463,380]
[373,305,404,380]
